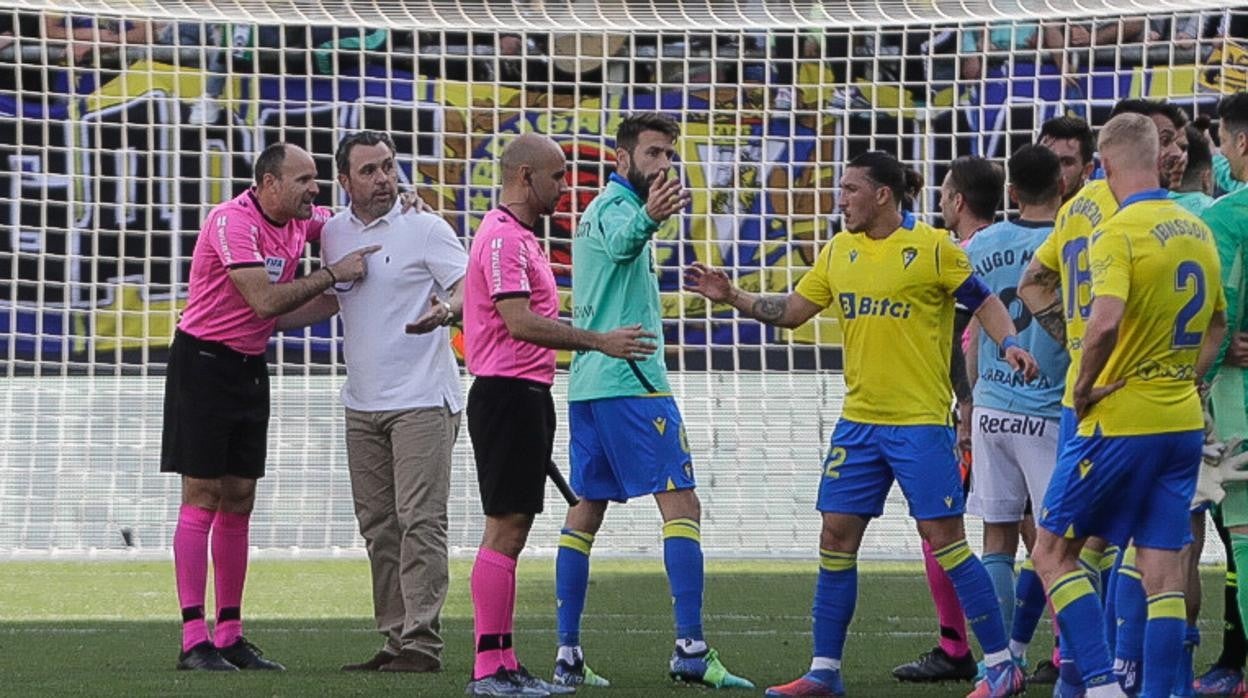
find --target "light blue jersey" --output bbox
[964,219,1069,419]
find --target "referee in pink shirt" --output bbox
[460,133,655,696]
[161,142,377,672]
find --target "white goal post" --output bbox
[0,0,1243,558]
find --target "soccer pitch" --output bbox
[0,558,1229,696]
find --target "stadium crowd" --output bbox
[2,8,1247,122]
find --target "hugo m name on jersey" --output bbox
[837,293,913,319]
[973,248,1034,278]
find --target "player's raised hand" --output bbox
[405,295,453,334]
[330,244,382,283]
[645,173,691,223]
[596,324,657,360]
[1003,344,1039,381]
[683,262,735,303]
[1073,378,1126,420]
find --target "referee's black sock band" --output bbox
[181,606,204,623]
[476,633,513,652]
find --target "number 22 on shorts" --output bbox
[824,447,847,479]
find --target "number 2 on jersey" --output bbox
[1172,260,1206,349]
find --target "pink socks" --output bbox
[471,547,519,680]
[173,505,215,651]
[922,540,971,659]
[172,506,252,652]
[211,510,251,649]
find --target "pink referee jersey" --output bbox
[178,190,331,355]
[463,206,560,385]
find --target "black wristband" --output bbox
[323,267,337,285]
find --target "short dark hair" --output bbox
[254,142,289,185]
[946,156,1004,220]
[847,151,913,206]
[1038,115,1095,166]
[335,130,397,174]
[1008,144,1062,206]
[902,167,924,211]
[1110,98,1188,130]
[1181,124,1213,189]
[616,112,681,152]
[1218,92,1248,137]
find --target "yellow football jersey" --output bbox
[795,216,973,425]
[1081,191,1226,436]
[1034,179,1120,408]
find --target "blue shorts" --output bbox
[1039,427,1201,550]
[817,420,965,520]
[1057,407,1076,458]
[569,397,695,503]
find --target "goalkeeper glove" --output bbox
[1194,436,1248,506]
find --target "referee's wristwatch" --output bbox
[440,300,456,326]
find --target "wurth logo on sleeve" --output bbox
[216,215,232,264]
[488,236,504,294]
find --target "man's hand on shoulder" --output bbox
[398,191,435,215]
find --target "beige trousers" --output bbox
[345,405,459,661]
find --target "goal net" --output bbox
[0,0,1241,557]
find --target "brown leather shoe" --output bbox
[341,649,398,672]
[377,648,442,673]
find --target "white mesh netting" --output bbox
[1,1,1244,557]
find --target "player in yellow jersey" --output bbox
[686,151,1038,698]
[1019,99,1192,695]
[1029,113,1227,698]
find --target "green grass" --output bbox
[0,559,1228,696]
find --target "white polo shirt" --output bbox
[320,202,467,413]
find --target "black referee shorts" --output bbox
[467,376,555,516]
[160,330,270,480]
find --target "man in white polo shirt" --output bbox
[307,131,468,674]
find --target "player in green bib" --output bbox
[1205,92,1248,693]
[550,113,753,691]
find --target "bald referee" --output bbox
[461,133,655,696]
[162,143,376,671]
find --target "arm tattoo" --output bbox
[751,295,787,324]
[1027,266,1060,292]
[1034,301,1067,345]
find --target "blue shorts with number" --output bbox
[817,419,966,520]
[1039,426,1201,550]
[569,396,695,503]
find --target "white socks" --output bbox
[810,656,842,672]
